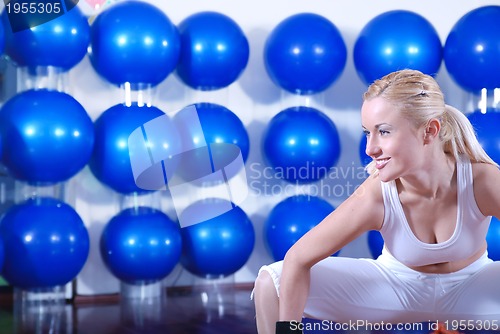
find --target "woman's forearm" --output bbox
[278,258,311,322]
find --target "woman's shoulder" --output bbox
[471,161,500,191]
[351,173,385,212]
[471,161,500,217]
[338,172,385,231]
[353,172,384,200]
[471,161,500,179]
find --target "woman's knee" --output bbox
[254,270,279,298]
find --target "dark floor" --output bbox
[0,286,496,334]
[0,284,257,334]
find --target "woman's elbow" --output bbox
[282,244,313,270]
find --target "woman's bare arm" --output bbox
[277,173,385,321]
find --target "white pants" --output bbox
[256,249,500,323]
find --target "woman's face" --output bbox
[361,97,425,182]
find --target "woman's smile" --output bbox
[375,158,391,169]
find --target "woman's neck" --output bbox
[398,152,456,200]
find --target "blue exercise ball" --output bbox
[0,15,4,55]
[487,216,500,261]
[0,237,4,273]
[265,195,336,261]
[0,197,90,289]
[467,108,500,165]
[1,6,89,71]
[359,134,372,167]
[88,1,180,88]
[0,89,94,184]
[367,230,384,259]
[174,102,250,162]
[100,206,182,284]
[444,6,500,93]
[180,199,255,278]
[262,106,341,184]
[176,11,249,91]
[264,13,347,95]
[353,10,442,85]
[89,103,180,194]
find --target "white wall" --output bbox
[32,0,500,295]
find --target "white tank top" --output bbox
[379,155,491,267]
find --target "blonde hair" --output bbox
[362,69,497,174]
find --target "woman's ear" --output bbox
[423,118,441,144]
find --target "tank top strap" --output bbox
[457,154,472,190]
[379,180,400,232]
[457,154,487,220]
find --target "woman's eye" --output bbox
[379,130,390,135]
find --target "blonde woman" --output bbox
[253,69,500,334]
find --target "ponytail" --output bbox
[441,104,498,167]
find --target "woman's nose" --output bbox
[365,136,380,158]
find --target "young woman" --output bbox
[253,69,500,334]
